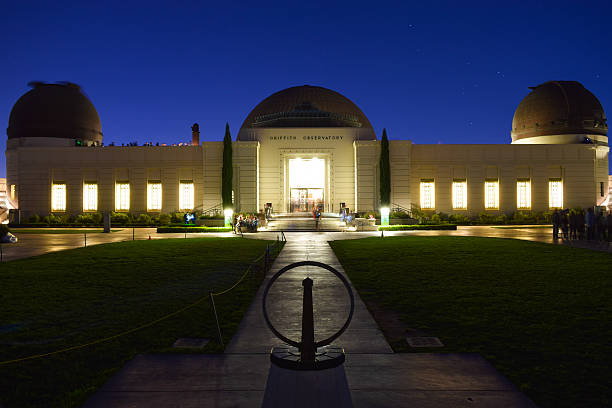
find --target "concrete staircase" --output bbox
[264,212,347,231]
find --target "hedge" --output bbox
[156,226,233,233]
[378,224,457,231]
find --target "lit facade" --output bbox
[4,82,610,220]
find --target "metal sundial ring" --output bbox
[262,260,355,370]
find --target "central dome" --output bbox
[238,85,375,140]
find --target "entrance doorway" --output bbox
[290,188,324,212]
[288,158,325,213]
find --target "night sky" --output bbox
[1,1,611,177]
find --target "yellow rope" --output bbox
[211,265,253,296]
[0,294,209,366]
[0,240,284,366]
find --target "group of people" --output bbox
[234,213,259,233]
[552,208,612,241]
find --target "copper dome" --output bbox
[7,82,103,142]
[511,81,607,143]
[238,85,375,140]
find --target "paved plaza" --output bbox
[3,224,611,263]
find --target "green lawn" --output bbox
[0,238,279,408]
[330,236,611,408]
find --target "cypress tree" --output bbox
[379,128,391,207]
[222,123,233,209]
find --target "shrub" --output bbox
[111,212,130,225]
[448,213,470,225]
[58,214,73,224]
[27,214,41,223]
[158,213,171,225]
[136,214,152,225]
[91,212,103,224]
[171,212,185,223]
[390,211,410,219]
[74,214,95,225]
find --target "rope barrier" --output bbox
[0,237,287,366]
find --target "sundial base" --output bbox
[270,344,345,371]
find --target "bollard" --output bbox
[132,227,135,241]
[84,232,87,247]
[381,229,384,238]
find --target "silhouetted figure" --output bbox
[597,210,607,241]
[577,209,586,240]
[569,210,577,240]
[607,211,612,242]
[560,210,569,240]
[586,208,595,240]
[552,210,560,240]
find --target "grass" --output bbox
[329,236,612,408]
[156,226,232,233]
[378,224,457,231]
[12,229,121,234]
[492,225,552,229]
[0,237,280,408]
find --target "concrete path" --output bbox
[85,233,537,407]
[226,235,392,354]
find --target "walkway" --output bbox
[85,233,537,407]
[3,225,611,262]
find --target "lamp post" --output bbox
[380,207,390,226]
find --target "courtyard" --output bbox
[0,229,610,407]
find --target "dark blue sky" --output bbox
[2,1,610,177]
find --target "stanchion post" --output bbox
[132,227,135,241]
[209,292,224,347]
[84,232,87,247]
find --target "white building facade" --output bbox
[5,82,609,220]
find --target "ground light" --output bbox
[224,208,233,227]
[380,207,389,226]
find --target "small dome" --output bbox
[238,85,375,140]
[511,81,607,143]
[7,82,103,142]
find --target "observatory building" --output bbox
[4,81,609,220]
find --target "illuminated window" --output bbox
[549,179,563,209]
[484,180,499,209]
[452,180,467,209]
[516,180,531,209]
[51,183,66,212]
[179,180,194,210]
[115,182,130,211]
[83,182,98,211]
[147,181,162,211]
[10,184,15,200]
[420,180,435,209]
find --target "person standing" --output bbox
[552,209,560,240]
[607,210,612,242]
[586,207,595,240]
[561,210,569,240]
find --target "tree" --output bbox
[222,123,233,209]
[379,128,391,207]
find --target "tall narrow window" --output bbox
[115,182,130,211]
[10,185,15,201]
[420,180,435,209]
[516,179,531,210]
[51,183,66,212]
[549,179,563,209]
[452,179,467,209]
[179,180,194,211]
[83,182,98,211]
[484,179,499,209]
[147,181,162,211]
